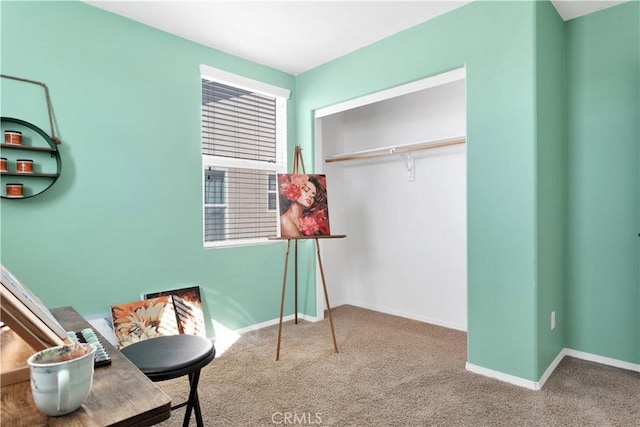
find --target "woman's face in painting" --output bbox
[296,180,317,208]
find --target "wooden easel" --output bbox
[1,268,70,386]
[272,145,345,361]
[0,296,66,385]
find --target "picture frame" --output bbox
[144,286,206,337]
[110,295,180,349]
[277,173,331,238]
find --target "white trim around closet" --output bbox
[315,67,465,118]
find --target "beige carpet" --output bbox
[157,305,639,426]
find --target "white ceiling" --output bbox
[551,0,628,21]
[84,0,629,75]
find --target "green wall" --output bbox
[535,0,566,376]
[2,0,638,385]
[565,1,640,364]
[297,0,540,380]
[296,0,640,379]
[0,0,298,333]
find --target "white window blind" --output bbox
[201,66,289,247]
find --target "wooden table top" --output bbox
[1,306,171,426]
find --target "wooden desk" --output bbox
[1,306,171,426]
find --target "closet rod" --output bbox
[324,136,466,164]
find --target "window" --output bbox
[204,169,227,242]
[201,65,289,247]
[267,173,277,212]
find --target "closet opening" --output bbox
[313,67,467,332]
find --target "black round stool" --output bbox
[121,335,215,427]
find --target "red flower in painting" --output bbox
[290,175,308,188]
[285,186,301,202]
[299,209,329,236]
[279,174,307,201]
[299,216,318,236]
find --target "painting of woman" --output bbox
[278,174,331,238]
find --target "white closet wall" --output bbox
[316,75,467,331]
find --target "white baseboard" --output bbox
[335,300,467,332]
[537,350,566,389]
[467,347,640,391]
[563,348,640,373]
[233,312,321,335]
[465,362,541,390]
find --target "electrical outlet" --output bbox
[551,311,556,330]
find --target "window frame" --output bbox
[200,65,290,248]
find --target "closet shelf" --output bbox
[324,136,466,164]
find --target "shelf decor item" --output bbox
[6,183,23,197]
[16,159,33,173]
[4,130,22,145]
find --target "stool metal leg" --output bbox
[182,369,203,427]
[192,390,203,427]
[190,373,204,427]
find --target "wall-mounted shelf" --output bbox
[1,143,58,153]
[324,136,465,181]
[0,117,61,199]
[1,171,60,178]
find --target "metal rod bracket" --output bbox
[399,152,415,181]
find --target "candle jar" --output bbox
[5,130,22,145]
[6,183,24,197]
[0,157,7,172]
[16,159,34,173]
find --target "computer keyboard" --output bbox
[67,328,111,368]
